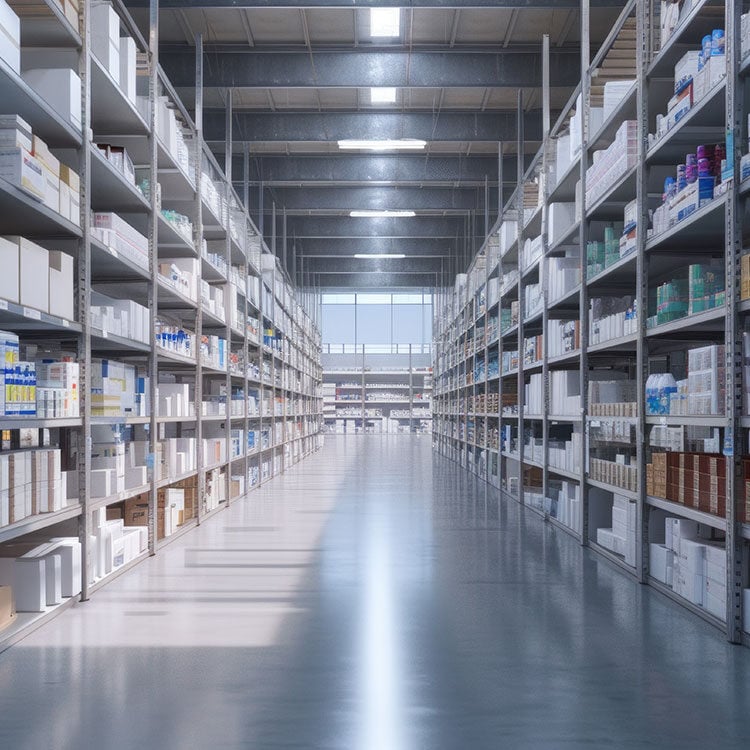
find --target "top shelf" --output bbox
[11,0,81,48]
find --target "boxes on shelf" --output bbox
[90,1,120,78]
[596,494,636,566]
[119,35,136,104]
[0,146,45,201]
[90,290,150,344]
[21,68,81,131]
[0,0,19,72]
[92,212,148,270]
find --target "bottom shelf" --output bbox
[0,595,79,654]
[648,577,726,633]
[89,551,151,595]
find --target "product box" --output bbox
[119,35,136,103]
[0,147,45,200]
[90,2,120,78]
[0,235,19,303]
[0,556,45,612]
[0,584,14,630]
[0,0,20,74]
[48,250,75,320]
[22,68,82,131]
[16,236,49,313]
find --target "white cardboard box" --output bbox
[91,2,120,78]
[18,237,49,313]
[119,35,136,103]
[0,557,45,612]
[48,250,75,320]
[22,68,82,131]
[0,235,19,302]
[48,538,82,597]
[0,0,20,74]
[0,147,45,201]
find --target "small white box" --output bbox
[48,250,75,321]
[0,147,45,201]
[91,2,120,78]
[17,237,49,313]
[0,235,19,303]
[0,557,45,612]
[48,538,82,597]
[22,68,82,131]
[119,35,136,104]
[0,0,20,74]
[90,469,112,498]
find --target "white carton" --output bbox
[0,0,20,73]
[17,237,49,313]
[119,35,136,103]
[0,235,19,302]
[0,147,45,201]
[48,250,75,320]
[90,2,120,78]
[22,68,82,131]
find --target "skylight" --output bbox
[370,87,397,104]
[370,8,400,38]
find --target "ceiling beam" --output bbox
[229,154,523,186]
[304,257,442,273]
[261,185,494,212]
[202,109,548,142]
[288,215,463,238]
[130,0,621,8]
[306,273,441,289]
[295,238,454,257]
[160,47,580,89]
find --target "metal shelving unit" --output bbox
[432,0,750,643]
[0,0,322,650]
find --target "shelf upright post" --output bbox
[223,93,233,507]
[578,0,591,544]
[516,89,525,505]
[635,0,652,583]
[724,0,745,643]
[78,0,93,596]
[361,343,366,431]
[409,343,414,433]
[194,33,205,523]
[541,34,551,515]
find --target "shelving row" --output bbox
[0,0,322,648]
[323,344,432,434]
[433,0,750,643]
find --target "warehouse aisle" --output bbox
[0,435,749,749]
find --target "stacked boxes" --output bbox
[0,449,66,527]
[157,381,192,418]
[589,458,637,492]
[90,291,150,344]
[548,431,582,475]
[548,319,580,358]
[92,213,149,270]
[0,0,20,73]
[547,256,581,303]
[585,120,637,207]
[587,378,637,417]
[159,258,199,301]
[596,494,636,566]
[155,317,195,360]
[89,508,147,582]
[589,295,638,345]
[91,359,148,417]
[549,370,581,415]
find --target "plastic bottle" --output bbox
[659,373,677,415]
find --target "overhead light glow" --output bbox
[338,139,426,152]
[350,210,415,218]
[370,87,397,104]
[370,8,400,37]
[354,253,406,259]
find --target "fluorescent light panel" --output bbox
[354,253,406,259]
[349,210,415,218]
[370,8,400,37]
[337,139,426,151]
[370,87,397,104]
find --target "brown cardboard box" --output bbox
[0,586,15,632]
[106,507,122,521]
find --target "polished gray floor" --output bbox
[0,435,749,749]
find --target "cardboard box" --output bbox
[22,68,82,131]
[119,35,136,103]
[90,2,120,78]
[0,557,45,612]
[0,0,20,73]
[17,236,49,312]
[48,250,75,320]
[0,235,19,303]
[0,147,45,200]
[0,584,15,631]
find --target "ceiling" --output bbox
[127,1,623,289]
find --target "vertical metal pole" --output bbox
[243,146,249,210]
[283,208,288,272]
[484,175,489,240]
[578,0,590,544]
[541,33,550,517]
[258,181,264,241]
[194,33,205,524]
[78,0,93,597]
[225,90,232,183]
[635,0,650,582]
[498,141,504,218]
[146,0,160,557]
[724,0,744,643]
[516,88,524,506]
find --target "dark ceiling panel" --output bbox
[287,215,463,238]
[130,0,620,8]
[160,48,579,88]
[294,238,454,257]
[203,110,547,142]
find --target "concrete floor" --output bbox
[0,435,749,748]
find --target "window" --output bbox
[370,8,400,38]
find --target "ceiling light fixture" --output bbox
[354,253,406,259]
[370,8,400,37]
[337,139,426,151]
[370,87,397,104]
[349,210,416,218]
